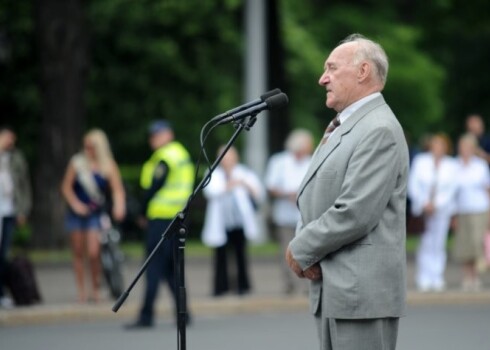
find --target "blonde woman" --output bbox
[61,129,126,303]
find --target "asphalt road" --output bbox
[2,304,490,350]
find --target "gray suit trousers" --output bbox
[315,315,399,350]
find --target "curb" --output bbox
[407,290,490,305]
[0,296,308,326]
[3,291,490,326]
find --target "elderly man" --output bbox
[265,129,313,295]
[286,34,408,350]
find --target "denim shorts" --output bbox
[65,210,102,233]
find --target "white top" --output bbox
[221,189,243,230]
[455,156,490,214]
[0,152,14,216]
[201,164,265,247]
[408,152,459,216]
[265,151,311,226]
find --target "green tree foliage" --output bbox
[0,0,40,161]
[280,1,445,144]
[1,0,489,247]
[410,0,490,136]
[2,0,487,161]
[86,0,244,164]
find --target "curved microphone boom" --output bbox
[211,88,282,122]
[217,92,289,125]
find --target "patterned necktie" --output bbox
[320,115,341,145]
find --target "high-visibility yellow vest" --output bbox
[140,141,195,219]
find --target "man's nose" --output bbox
[319,72,328,86]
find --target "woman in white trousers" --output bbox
[408,134,458,291]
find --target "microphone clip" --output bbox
[232,113,259,131]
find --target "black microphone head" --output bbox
[265,92,289,110]
[260,88,282,101]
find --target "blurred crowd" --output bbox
[408,114,490,292]
[0,112,489,317]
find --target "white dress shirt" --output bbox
[332,92,382,136]
[265,151,311,227]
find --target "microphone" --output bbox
[217,92,289,125]
[211,88,282,122]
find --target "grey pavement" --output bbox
[2,254,490,326]
[2,305,490,350]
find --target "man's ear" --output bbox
[357,62,370,83]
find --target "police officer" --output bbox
[126,120,194,329]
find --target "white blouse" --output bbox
[201,164,265,247]
[455,156,490,214]
[408,152,458,216]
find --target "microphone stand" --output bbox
[112,115,259,350]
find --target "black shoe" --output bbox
[237,288,250,296]
[212,289,228,297]
[124,320,153,330]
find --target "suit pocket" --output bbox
[322,254,359,315]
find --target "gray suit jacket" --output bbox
[289,95,408,319]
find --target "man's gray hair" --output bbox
[340,33,389,85]
[285,128,313,153]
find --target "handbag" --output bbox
[406,162,437,235]
[407,213,425,235]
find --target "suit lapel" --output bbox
[297,95,387,199]
[298,132,341,193]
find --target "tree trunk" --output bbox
[32,0,88,248]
